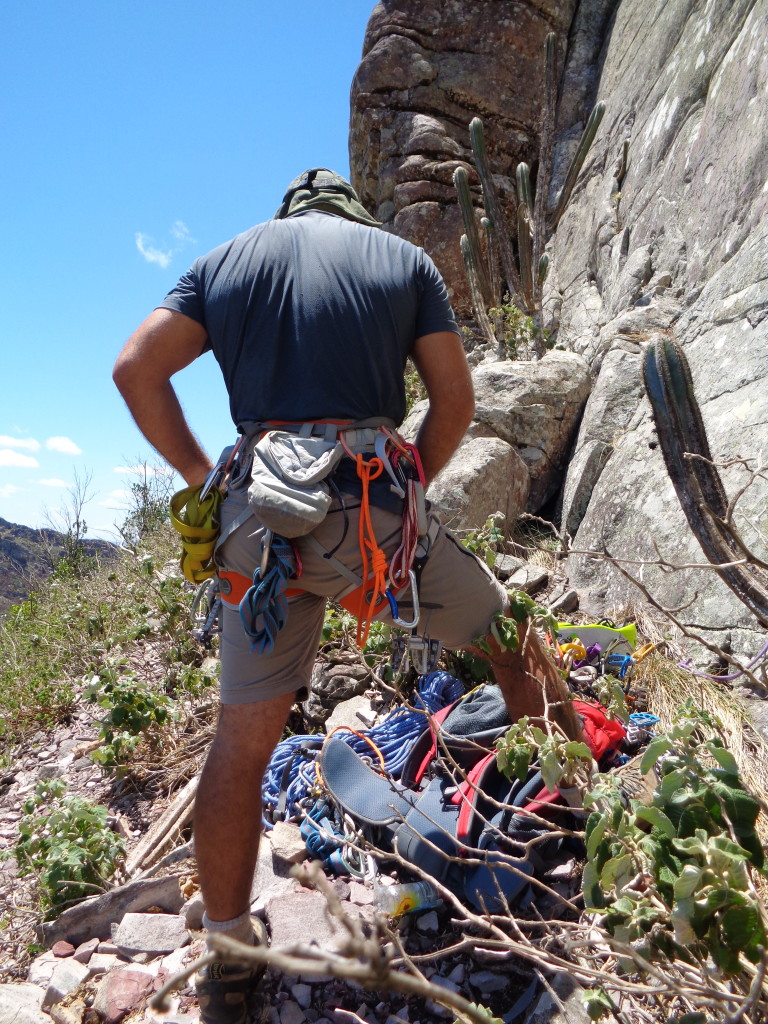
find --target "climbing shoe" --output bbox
[195,918,267,1024]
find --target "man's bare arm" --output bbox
[113,309,214,487]
[411,331,475,487]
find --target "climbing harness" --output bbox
[174,418,437,658]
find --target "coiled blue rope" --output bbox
[239,535,297,655]
[263,671,464,826]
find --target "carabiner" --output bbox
[390,569,420,629]
[374,432,406,497]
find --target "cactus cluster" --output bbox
[455,32,605,358]
[643,337,768,628]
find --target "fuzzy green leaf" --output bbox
[673,863,703,899]
[586,810,611,861]
[640,736,673,774]
[581,988,614,1021]
[635,805,676,838]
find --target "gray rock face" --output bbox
[304,651,372,728]
[42,958,90,1008]
[0,982,49,1024]
[112,912,189,958]
[349,0,578,310]
[560,342,645,538]
[554,0,768,655]
[353,0,768,653]
[41,873,184,948]
[471,350,592,510]
[403,350,590,527]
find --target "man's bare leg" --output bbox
[194,691,297,924]
[474,621,584,742]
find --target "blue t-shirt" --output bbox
[159,211,459,427]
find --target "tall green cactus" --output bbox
[550,101,606,229]
[643,337,768,628]
[460,234,498,349]
[469,117,520,299]
[457,31,606,356]
[454,165,494,309]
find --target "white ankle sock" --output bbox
[202,910,255,945]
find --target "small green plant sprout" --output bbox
[451,1004,504,1024]
[580,987,616,1022]
[462,513,506,569]
[495,717,592,792]
[591,674,630,724]
[582,702,767,975]
[16,779,125,916]
[474,588,559,657]
[487,299,550,360]
[85,669,178,771]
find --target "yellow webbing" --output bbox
[169,485,223,584]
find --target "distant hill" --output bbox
[0,518,116,617]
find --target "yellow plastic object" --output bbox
[556,622,637,653]
[633,641,657,663]
[559,641,587,660]
[170,485,223,583]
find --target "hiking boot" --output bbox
[195,918,267,1024]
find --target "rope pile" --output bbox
[262,671,464,825]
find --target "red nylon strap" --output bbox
[454,752,496,842]
[218,569,303,607]
[410,703,458,787]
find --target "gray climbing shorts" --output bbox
[215,484,507,704]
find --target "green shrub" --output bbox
[583,702,767,975]
[85,668,178,770]
[15,780,125,916]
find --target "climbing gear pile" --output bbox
[262,671,464,824]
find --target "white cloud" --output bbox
[135,232,173,269]
[0,435,40,451]
[170,220,195,244]
[99,489,132,508]
[135,220,195,269]
[45,436,82,455]
[38,477,70,488]
[0,483,22,498]
[0,449,39,468]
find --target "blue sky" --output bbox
[1,0,374,539]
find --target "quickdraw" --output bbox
[239,534,300,655]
